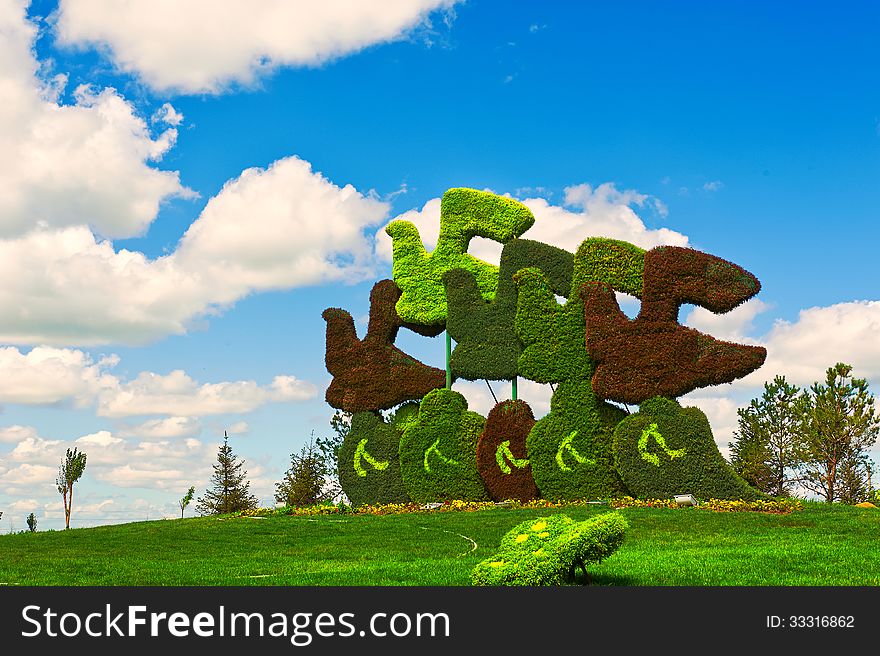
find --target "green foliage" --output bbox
[26,513,37,533]
[798,363,880,503]
[444,239,573,381]
[513,263,631,500]
[398,388,489,503]
[56,447,87,529]
[197,434,260,515]
[276,435,333,508]
[471,512,628,585]
[573,238,645,297]
[338,407,415,507]
[729,376,809,496]
[613,397,762,501]
[178,485,196,518]
[386,188,535,326]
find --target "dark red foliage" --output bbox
[476,400,539,502]
[323,280,445,412]
[581,247,767,405]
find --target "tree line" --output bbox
[729,362,879,503]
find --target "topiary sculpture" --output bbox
[323,279,445,413]
[398,388,489,503]
[512,238,646,501]
[613,396,762,500]
[476,399,539,502]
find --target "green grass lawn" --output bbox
[1,502,878,585]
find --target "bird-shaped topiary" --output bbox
[322,279,445,413]
[513,238,647,501]
[385,188,535,328]
[580,245,767,405]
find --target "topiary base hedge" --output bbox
[613,396,763,501]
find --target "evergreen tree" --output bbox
[275,434,331,507]
[26,512,37,533]
[196,432,259,515]
[729,376,808,496]
[799,363,880,503]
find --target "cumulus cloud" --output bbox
[0,346,117,406]
[0,346,316,419]
[173,156,389,306]
[0,3,192,239]
[375,183,687,267]
[96,370,317,418]
[0,157,388,347]
[738,301,880,388]
[683,298,771,343]
[702,181,724,192]
[55,0,459,94]
[118,416,203,440]
[0,425,39,443]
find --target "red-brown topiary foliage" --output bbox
[323,279,445,412]
[476,400,539,502]
[581,246,767,405]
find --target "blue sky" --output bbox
[1,0,879,531]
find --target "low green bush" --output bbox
[471,512,628,586]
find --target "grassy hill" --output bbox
[1,502,878,586]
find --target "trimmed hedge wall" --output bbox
[581,246,767,405]
[476,400,539,502]
[338,407,416,507]
[398,388,489,503]
[471,512,628,585]
[323,279,445,412]
[613,396,762,501]
[444,239,574,381]
[385,188,535,327]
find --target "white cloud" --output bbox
[376,184,687,268]
[0,425,39,444]
[684,298,770,343]
[703,180,724,192]
[0,3,192,239]
[76,430,124,447]
[55,0,459,94]
[226,421,250,435]
[0,346,117,406]
[151,102,184,127]
[0,157,388,347]
[174,156,389,306]
[738,301,880,388]
[97,370,317,418]
[118,416,202,440]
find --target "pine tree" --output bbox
[275,434,331,508]
[196,432,259,515]
[799,363,880,503]
[729,376,808,496]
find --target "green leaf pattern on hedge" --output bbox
[613,396,763,500]
[443,239,574,380]
[399,388,489,503]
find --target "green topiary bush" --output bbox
[444,238,574,381]
[471,512,628,586]
[613,396,763,500]
[476,400,539,502]
[398,388,489,503]
[513,239,646,501]
[385,188,535,327]
[338,405,417,507]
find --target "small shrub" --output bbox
[471,512,628,586]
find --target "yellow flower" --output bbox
[515,534,529,543]
[531,520,548,532]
